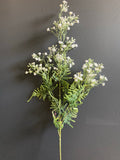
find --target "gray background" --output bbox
[0,0,120,160]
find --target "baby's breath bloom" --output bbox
[58,41,63,44]
[52,47,56,52]
[105,77,108,81]
[58,23,62,28]
[67,27,70,30]
[32,53,36,58]
[63,0,67,4]
[47,28,50,32]
[94,62,98,67]
[87,69,91,73]
[66,37,69,40]
[48,58,52,62]
[71,44,78,48]
[25,71,28,74]
[53,67,58,70]
[100,64,104,69]
[38,52,41,56]
[85,60,88,63]
[62,45,67,48]
[48,47,51,51]
[100,75,105,80]
[82,64,87,69]
[56,54,64,62]
[52,26,56,30]
[89,63,93,67]
[69,11,73,15]
[74,72,83,82]
[59,4,63,8]
[102,83,105,86]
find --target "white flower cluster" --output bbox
[66,56,75,68]
[58,41,67,51]
[60,0,69,13]
[58,37,78,52]
[81,59,108,87]
[48,45,57,54]
[25,51,52,76]
[73,59,108,87]
[66,37,78,49]
[47,0,79,35]
[25,62,48,76]
[82,59,104,73]
[32,52,41,61]
[74,72,83,82]
[55,53,64,62]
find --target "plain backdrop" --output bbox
[0,0,120,160]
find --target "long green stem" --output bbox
[58,128,62,160]
[58,81,62,118]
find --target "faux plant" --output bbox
[25,1,108,160]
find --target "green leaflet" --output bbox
[27,85,47,102]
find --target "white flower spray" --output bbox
[25,1,108,160]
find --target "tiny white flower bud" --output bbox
[95,68,100,71]
[67,27,70,30]
[75,44,78,47]
[38,52,41,56]
[49,58,52,62]
[89,63,93,67]
[87,69,91,73]
[32,53,36,58]
[63,0,67,4]
[48,47,51,51]
[67,56,70,60]
[52,48,56,52]
[58,41,63,44]
[100,75,104,80]
[91,83,95,87]
[82,64,87,69]
[71,44,75,48]
[25,71,28,74]
[58,24,62,28]
[59,4,63,8]
[62,45,66,48]
[47,28,50,32]
[52,26,55,30]
[70,23,74,26]
[100,64,104,69]
[85,60,88,63]
[91,79,96,82]
[72,62,75,65]
[94,63,98,67]
[66,37,69,40]
[105,77,108,81]
[102,83,105,86]
[69,11,73,15]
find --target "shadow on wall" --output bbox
[11,14,57,142]
[14,14,56,52]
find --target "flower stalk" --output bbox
[58,127,62,160]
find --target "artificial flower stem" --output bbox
[58,127,62,160]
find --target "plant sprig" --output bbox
[25,1,108,160]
